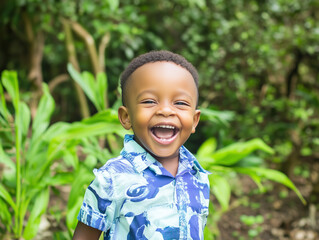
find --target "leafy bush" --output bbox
[0,70,125,238]
[0,70,66,239]
[196,136,306,240]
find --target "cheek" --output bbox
[132,110,150,126]
[180,112,197,129]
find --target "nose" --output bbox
[156,102,175,117]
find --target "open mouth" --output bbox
[151,124,179,143]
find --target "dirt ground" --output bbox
[217,171,319,240]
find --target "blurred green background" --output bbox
[0,0,319,239]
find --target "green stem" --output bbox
[15,112,21,237]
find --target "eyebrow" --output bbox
[136,89,195,102]
[136,89,157,101]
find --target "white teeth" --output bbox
[155,125,175,129]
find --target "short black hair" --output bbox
[120,50,199,106]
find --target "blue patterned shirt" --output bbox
[78,134,210,239]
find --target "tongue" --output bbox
[153,127,174,139]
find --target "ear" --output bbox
[118,106,131,130]
[191,110,201,133]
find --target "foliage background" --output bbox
[0,0,319,239]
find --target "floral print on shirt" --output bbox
[78,134,210,240]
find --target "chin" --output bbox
[152,150,179,160]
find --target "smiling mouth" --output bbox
[151,125,179,142]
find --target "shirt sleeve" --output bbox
[77,168,116,232]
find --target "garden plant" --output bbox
[1,0,318,239]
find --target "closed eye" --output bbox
[175,101,190,106]
[141,99,156,104]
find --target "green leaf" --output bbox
[51,122,124,142]
[32,83,55,140]
[27,122,71,167]
[68,64,109,111]
[62,147,79,169]
[233,155,264,168]
[66,197,84,231]
[42,172,74,186]
[23,188,50,239]
[67,64,88,95]
[0,198,12,231]
[66,166,94,231]
[42,122,71,141]
[187,0,206,8]
[0,183,16,211]
[209,174,231,211]
[234,167,265,191]
[2,71,23,148]
[82,109,119,124]
[203,225,215,240]
[1,70,19,110]
[197,138,217,157]
[200,108,234,126]
[96,72,107,110]
[48,123,126,163]
[81,138,114,163]
[19,102,31,139]
[19,195,31,236]
[83,155,98,169]
[67,63,96,109]
[25,152,48,184]
[0,143,15,170]
[26,122,70,165]
[197,156,217,170]
[206,165,233,174]
[81,71,97,104]
[0,143,16,185]
[67,166,93,209]
[108,0,119,11]
[234,167,306,205]
[0,79,10,121]
[210,139,274,166]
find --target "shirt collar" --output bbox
[179,145,210,174]
[120,135,158,173]
[120,134,209,175]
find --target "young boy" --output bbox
[73,50,210,240]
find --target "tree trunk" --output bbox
[286,49,302,99]
[68,19,102,75]
[62,18,90,118]
[281,129,301,177]
[23,12,45,119]
[98,32,111,108]
[281,50,303,177]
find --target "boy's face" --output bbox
[118,62,200,163]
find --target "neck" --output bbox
[154,154,179,177]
